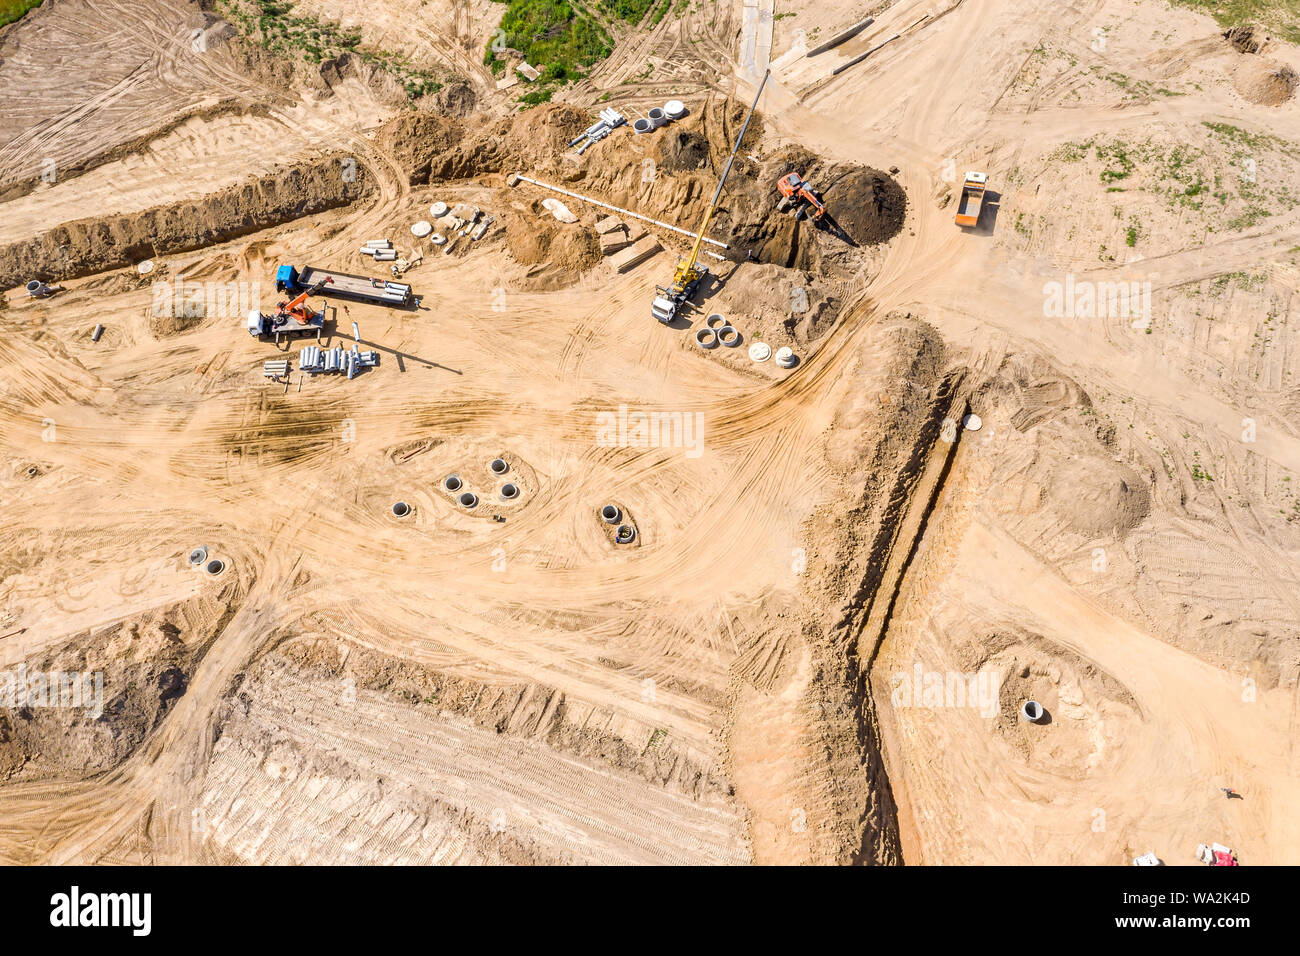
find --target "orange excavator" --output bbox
[776,172,827,221]
[276,276,333,324]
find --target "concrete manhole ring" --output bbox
[600,504,621,524]
[695,328,718,349]
[718,326,741,347]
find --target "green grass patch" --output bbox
[1169,0,1300,45]
[599,0,658,22]
[485,0,613,103]
[0,0,43,28]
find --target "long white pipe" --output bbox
[511,174,730,249]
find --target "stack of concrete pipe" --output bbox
[634,100,688,134]
[359,239,396,262]
[298,345,380,377]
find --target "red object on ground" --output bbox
[1213,850,1238,866]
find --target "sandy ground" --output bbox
[0,0,1297,866]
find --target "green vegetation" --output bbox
[599,0,657,22]
[1169,0,1300,45]
[484,0,612,104]
[215,1,444,101]
[0,0,42,28]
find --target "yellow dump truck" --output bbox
[955,171,988,228]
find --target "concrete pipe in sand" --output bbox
[489,458,509,475]
[633,118,652,134]
[392,501,412,518]
[718,325,741,347]
[695,328,718,349]
[600,504,621,524]
[205,558,225,576]
[459,491,479,509]
[444,475,462,492]
[1022,700,1044,722]
[648,107,667,127]
[615,524,636,544]
[188,547,208,566]
[705,313,727,330]
[499,483,519,501]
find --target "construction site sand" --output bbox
[1,0,1299,867]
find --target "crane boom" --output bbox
[652,69,770,324]
[683,69,770,276]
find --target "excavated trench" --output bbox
[0,154,373,290]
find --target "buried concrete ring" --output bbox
[489,457,509,475]
[205,558,225,576]
[718,325,741,347]
[633,117,652,134]
[392,501,412,518]
[499,482,520,501]
[615,524,637,544]
[444,474,463,492]
[188,546,208,566]
[1021,700,1044,722]
[458,491,479,509]
[600,504,621,524]
[705,313,727,331]
[695,328,718,349]
[648,107,667,127]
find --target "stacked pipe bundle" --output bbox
[298,345,380,377]
[569,108,627,154]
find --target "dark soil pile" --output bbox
[1224,24,1263,55]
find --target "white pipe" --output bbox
[511,174,729,249]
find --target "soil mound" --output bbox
[1232,57,1298,105]
[374,111,464,185]
[501,206,599,289]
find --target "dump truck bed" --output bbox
[296,266,412,306]
[955,173,988,228]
